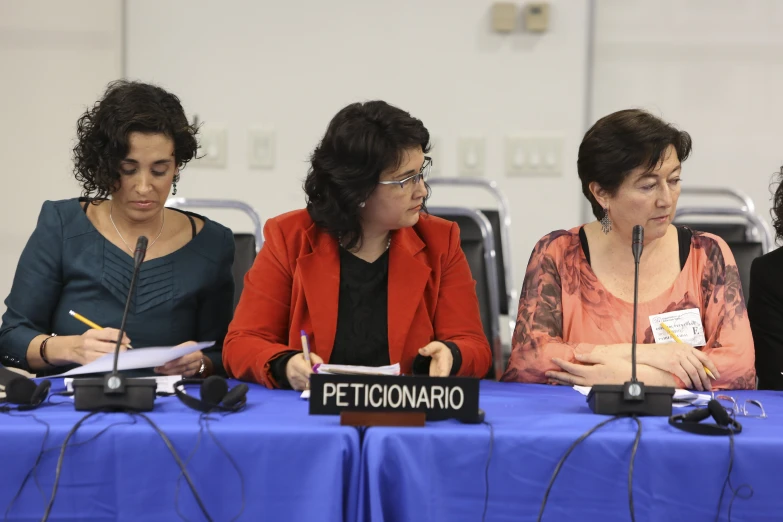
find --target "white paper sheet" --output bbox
[59,341,214,377]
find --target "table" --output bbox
[0,380,360,522]
[359,381,783,522]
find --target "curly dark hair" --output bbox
[73,80,199,200]
[578,109,692,219]
[771,166,783,241]
[304,100,431,250]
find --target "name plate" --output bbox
[309,374,480,421]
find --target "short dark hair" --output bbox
[771,167,783,242]
[73,80,199,201]
[578,109,693,219]
[304,100,430,249]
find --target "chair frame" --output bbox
[165,197,264,252]
[428,205,503,380]
[428,178,516,338]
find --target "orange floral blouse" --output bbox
[501,227,756,390]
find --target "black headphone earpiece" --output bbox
[4,376,50,410]
[174,376,247,413]
[669,399,742,435]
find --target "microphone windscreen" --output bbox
[5,376,37,405]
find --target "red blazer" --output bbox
[223,209,491,388]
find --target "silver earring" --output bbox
[601,208,612,234]
[359,201,366,208]
[172,174,180,196]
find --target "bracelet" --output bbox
[39,335,55,366]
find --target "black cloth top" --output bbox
[270,246,462,388]
[578,225,692,269]
[748,245,783,390]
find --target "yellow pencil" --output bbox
[69,310,132,348]
[69,310,102,330]
[660,321,714,379]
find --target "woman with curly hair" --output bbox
[502,109,755,391]
[223,101,490,389]
[0,80,234,378]
[748,172,783,389]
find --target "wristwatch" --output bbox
[196,357,206,377]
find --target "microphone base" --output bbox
[72,374,156,412]
[587,382,674,416]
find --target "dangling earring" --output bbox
[600,207,612,234]
[358,201,366,208]
[172,174,180,196]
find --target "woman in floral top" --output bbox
[502,109,755,391]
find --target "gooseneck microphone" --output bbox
[630,225,643,384]
[73,236,156,411]
[586,225,674,416]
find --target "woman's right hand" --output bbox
[285,352,324,391]
[638,343,719,391]
[71,328,131,365]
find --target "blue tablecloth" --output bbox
[359,381,783,522]
[0,380,360,522]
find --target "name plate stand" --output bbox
[309,373,481,427]
[340,411,426,427]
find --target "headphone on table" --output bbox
[668,399,743,435]
[173,376,248,413]
[0,368,50,412]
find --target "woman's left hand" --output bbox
[546,352,630,386]
[154,341,206,377]
[419,341,454,377]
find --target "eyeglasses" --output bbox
[715,394,767,419]
[377,156,432,190]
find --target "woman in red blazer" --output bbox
[223,101,491,389]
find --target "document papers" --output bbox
[59,341,214,377]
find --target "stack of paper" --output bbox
[573,385,710,408]
[300,363,401,399]
[313,363,400,376]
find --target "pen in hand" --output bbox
[69,310,133,349]
[300,330,312,367]
[660,321,714,380]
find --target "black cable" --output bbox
[714,428,753,522]
[2,410,51,521]
[627,416,642,522]
[41,411,101,522]
[537,416,624,522]
[133,412,214,522]
[202,412,246,522]
[174,415,207,522]
[481,420,494,522]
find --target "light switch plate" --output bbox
[248,127,275,169]
[524,2,550,33]
[458,137,485,178]
[506,134,563,177]
[195,126,227,168]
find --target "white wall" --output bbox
[0,0,123,313]
[592,0,783,233]
[125,0,591,305]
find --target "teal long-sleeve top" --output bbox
[0,198,235,377]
